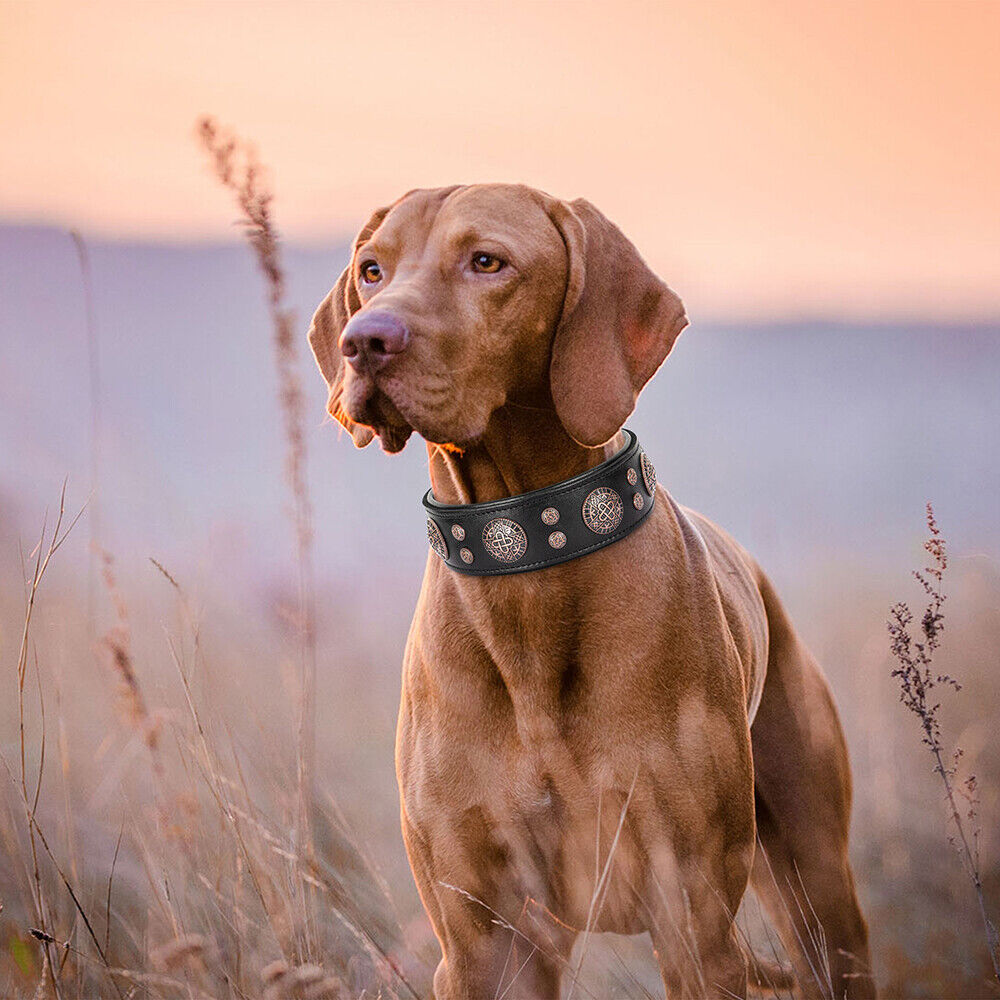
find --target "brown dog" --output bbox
[309,185,874,999]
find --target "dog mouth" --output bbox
[342,374,413,453]
[343,368,490,453]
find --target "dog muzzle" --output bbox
[422,429,656,575]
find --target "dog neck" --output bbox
[426,403,625,506]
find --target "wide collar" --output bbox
[422,429,656,575]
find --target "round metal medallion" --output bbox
[626,467,638,486]
[482,518,528,563]
[548,530,567,549]
[451,524,466,541]
[581,487,624,534]
[640,450,657,495]
[426,518,448,559]
[540,506,560,526]
[633,492,644,510]
[459,547,474,564]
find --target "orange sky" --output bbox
[1,0,998,320]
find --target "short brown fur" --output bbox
[309,184,873,999]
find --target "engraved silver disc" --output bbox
[427,518,448,558]
[581,487,624,534]
[482,518,528,563]
[640,450,656,495]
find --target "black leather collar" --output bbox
[422,429,656,575]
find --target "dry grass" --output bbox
[2,496,428,998]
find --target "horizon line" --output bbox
[4,218,999,330]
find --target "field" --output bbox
[1,217,999,997]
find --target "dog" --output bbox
[308,184,874,999]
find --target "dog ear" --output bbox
[307,205,391,448]
[545,198,688,447]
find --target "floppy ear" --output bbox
[307,206,390,448]
[545,198,688,447]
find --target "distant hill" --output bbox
[2,223,998,613]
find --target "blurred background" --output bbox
[1,2,999,996]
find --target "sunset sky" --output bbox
[2,0,998,320]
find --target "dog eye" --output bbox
[471,253,505,274]
[360,261,382,284]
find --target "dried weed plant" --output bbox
[888,503,1000,983]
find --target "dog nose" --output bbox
[339,312,410,372]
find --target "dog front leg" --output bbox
[647,844,752,1000]
[636,744,756,999]
[432,930,567,1000]
[402,811,572,1000]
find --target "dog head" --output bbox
[308,184,687,452]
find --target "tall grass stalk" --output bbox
[69,230,101,644]
[8,485,120,999]
[197,117,318,853]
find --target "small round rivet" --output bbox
[627,468,638,486]
[460,547,474,564]
[451,524,466,541]
[541,507,560,525]
[633,492,644,510]
[548,531,567,549]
